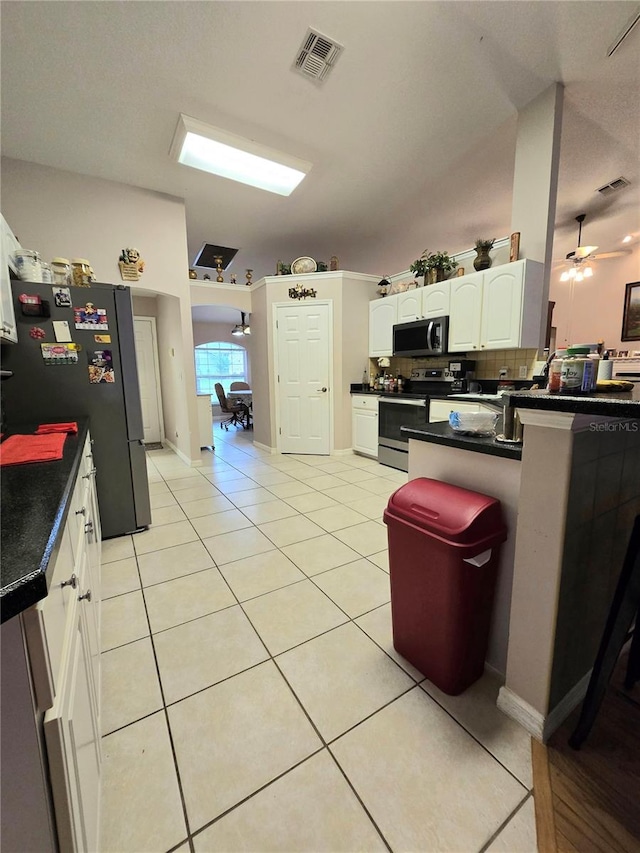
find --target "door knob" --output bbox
[316,387,327,393]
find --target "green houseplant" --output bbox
[410,250,458,284]
[474,238,495,271]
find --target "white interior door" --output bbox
[276,303,331,455]
[133,317,163,443]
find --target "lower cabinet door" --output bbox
[353,409,379,457]
[44,586,101,852]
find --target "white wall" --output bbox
[1,157,200,460]
[549,248,640,352]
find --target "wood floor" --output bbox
[532,650,640,853]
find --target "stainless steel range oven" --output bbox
[378,367,454,471]
[378,397,427,471]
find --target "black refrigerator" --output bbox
[1,280,151,539]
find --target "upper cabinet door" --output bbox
[422,281,451,318]
[396,290,422,323]
[0,215,18,343]
[481,262,525,350]
[448,273,483,352]
[369,297,398,357]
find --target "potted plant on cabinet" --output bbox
[473,238,495,271]
[410,250,458,284]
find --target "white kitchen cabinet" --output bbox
[448,260,544,352]
[369,297,398,357]
[1,213,19,343]
[448,272,484,352]
[422,281,451,318]
[352,394,379,457]
[396,290,422,323]
[197,394,214,448]
[44,547,101,853]
[18,429,102,853]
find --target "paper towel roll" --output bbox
[597,360,613,381]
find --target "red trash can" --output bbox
[383,477,507,695]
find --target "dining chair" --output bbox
[214,383,249,430]
[230,381,251,391]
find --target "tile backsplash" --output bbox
[368,349,541,381]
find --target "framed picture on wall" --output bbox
[621,281,640,341]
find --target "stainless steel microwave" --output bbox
[392,316,449,357]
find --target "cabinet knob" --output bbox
[83,467,97,480]
[85,520,94,535]
[78,589,92,603]
[75,506,86,516]
[61,573,77,589]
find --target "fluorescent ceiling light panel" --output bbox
[170,114,311,196]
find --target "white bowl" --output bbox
[449,411,498,436]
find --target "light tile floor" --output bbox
[99,428,537,853]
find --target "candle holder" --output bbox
[245,269,253,287]
[214,256,224,282]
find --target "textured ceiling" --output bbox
[2,1,639,284]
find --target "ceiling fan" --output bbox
[559,213,630,282]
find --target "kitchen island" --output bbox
[405,389,640,740]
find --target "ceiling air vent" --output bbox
[596,176,630,196]
[292,29,343,83]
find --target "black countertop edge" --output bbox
[507,389,640,418]
[1,418,90,624]
[401,421,523,460]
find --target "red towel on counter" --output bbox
[35,422,78,435]
[0,433,66,466]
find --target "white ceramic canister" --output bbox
[14,249,43,282]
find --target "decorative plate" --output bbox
[291,256,317,274]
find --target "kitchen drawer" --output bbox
[23,524,77,711]
[352,395,380,411]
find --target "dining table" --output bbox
[227,389,252,427]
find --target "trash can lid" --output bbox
[384,477,506,546]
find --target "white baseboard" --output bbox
[253,440,276,454]
[163,438,193,466]
[497,687,545,740]
[497,670,591,742]
[332,448,356,457]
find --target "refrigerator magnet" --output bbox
[94,334,111,344]
[88,349,115,383]
[29,326,46,340]
[41,343,79,365]
[52,286,72,308]
[74,304,108,330]
[52,320,72,342]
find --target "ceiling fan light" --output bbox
[568,267,577,279]
[560,270,570,282]
[231,325,244,336]
[623,235,633,243]
[583,266,594,278]
[243,325,251,335]
[575,271,584,282]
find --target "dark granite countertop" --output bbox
[402,419,523,460]
[507,387,640,418]
[1,419,89,624]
